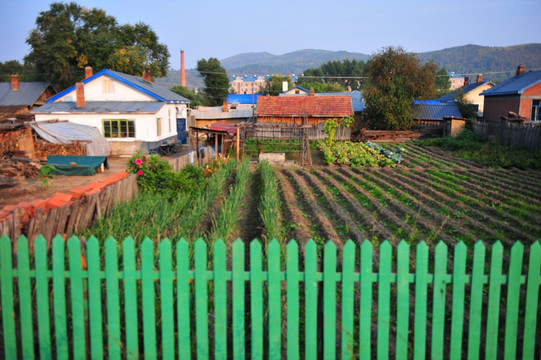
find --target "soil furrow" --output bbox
[311,168,394,241]
[274,170,313,244]
[423,168,541,232]
[324,167,417,245]
[402,169,534,244]
[281,169,343,249]
[295,169,368,242]
[357,168,465,244]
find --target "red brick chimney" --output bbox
[463,77,469,86]
[309,87,315,97]
[76,82,85,108]
[10,75,19,90]
[223,100,228,112]
[516,64,526,76]
[143,70,152,82]
[85,66,93,79]
[181,50,186,87]
[476,74,483,84]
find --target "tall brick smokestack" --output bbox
[76,82,85,108]
[181,50,186,87]
[516,64,525,76]
[10,75,19,90]
[476,74,483,84]
[143,70,152,82]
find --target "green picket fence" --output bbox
[0,235,540,359]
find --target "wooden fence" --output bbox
[473,120,541,152]
[1,236,539,359]
[168,148,211,172]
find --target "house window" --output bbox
[157,117,162,137]
[531,100,541,121]
[103,119,135,138]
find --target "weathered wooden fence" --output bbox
[1,236,540,359]
[168,148,211,171]
[473,120,541,152]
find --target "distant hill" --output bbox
[157,44,541,89]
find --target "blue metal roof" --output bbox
[0,82,53,106]
[32,101,164,114]
[226,94,262,104]
[47,69,190,104]
[411,103,462,121]
[480,70,541,96]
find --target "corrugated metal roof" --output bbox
[256,96,354,117]
[411,103,462,121]
[227,94,262,104]
[190,105,253,120]
[438,81,494,102]
[32,101,164,114]
[279,90,364,112]
[47,69,190,104]
[0,82,53,106]
[481,70,541,96]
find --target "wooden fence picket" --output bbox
[0,236,539,359]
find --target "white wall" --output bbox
[57,75,155,102]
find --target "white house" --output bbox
[32,69,190,156]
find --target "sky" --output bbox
[0,0,540,70]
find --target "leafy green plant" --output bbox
[258,161,281,243]
[317,140,399,167]
[323,118,339,148]
[38,164,56,189]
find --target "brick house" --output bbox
[230,75,268,94]
[481,65,541,122]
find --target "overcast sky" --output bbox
[1,0,540,70]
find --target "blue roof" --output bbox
[438,81,494,102]
[47,69,190,104]
[480,70,541,96]
[32,101,164,114]
[413,100,442,105]
[226,94,262,104]
[411,103,462,121]
[0,82,54,106]
[279,90,364,112]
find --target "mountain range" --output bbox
[158,43,541,88]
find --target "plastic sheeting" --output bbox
[31,122,111,156]
[46,155,109,176]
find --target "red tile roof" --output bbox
[256,96,353,118]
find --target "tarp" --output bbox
[46,155,109,176]
[31,122,111,156]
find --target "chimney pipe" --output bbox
[309,87,315,97]
[476,74,483,84]
[76,82,85,108]
[85,66,93,79]
[223,100,228,112]
[10,75,19,90]
[463,77,469,86]
[516,64,526,76]
[181,50,186,87]
[143,70,152,82]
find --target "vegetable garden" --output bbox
[83,142,541,249]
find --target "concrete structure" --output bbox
[32,69,190,156]
[449,72,465,91]
[481,65,541,122]
[189,102,254,128]
[230,75,268,94]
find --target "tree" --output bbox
[258,75,292,96]
[435,67,451,97]
[170,85,203,107]
[196,58,229,106]
[363,46,437,130]
[299,59,366,91]
[0,60,33,82]
[25,2,169,90]
[298,82,345,93]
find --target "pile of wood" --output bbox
[0,157,41,183]
[353,129,423,142]
[501,111,527,124]
[34,140,86,161]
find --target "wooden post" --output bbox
[236,126,240,161]
[196,132,200,166]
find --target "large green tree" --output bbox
[25,2,169,90]
[363,47,437,130]
[0,60,34,82]
[170,85,203,107]
[299,59,366,91]
[435,67,451,97]
[196,58,229,106]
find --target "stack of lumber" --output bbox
[359,130,423,142]
[34,140,86,161]
[0,157,41,180]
